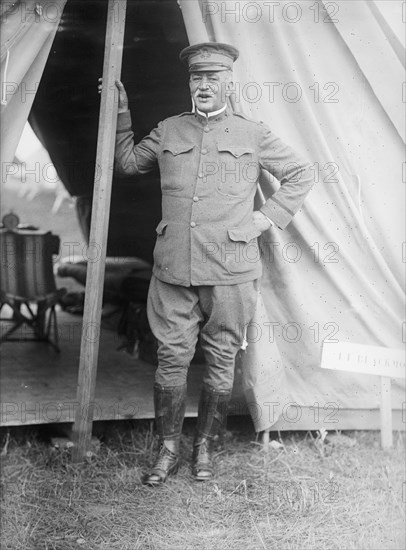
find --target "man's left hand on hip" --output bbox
[252,210,273,233]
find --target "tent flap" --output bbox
[1,0,67,165]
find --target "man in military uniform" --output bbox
[113,42,313,485]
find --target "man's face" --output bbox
[189,70,232,113]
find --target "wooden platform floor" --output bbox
[3,309,404,431]
[1,309,245,427]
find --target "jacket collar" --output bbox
[194,104,230,124]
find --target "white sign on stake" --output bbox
[321,342,405,379]
[321,342,405,449]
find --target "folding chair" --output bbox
[0,223,66,352]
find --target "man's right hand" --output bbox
[98,78,129,113]
[115,80,129,113]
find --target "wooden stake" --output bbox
[262,430,270,452]
[380,376,393,449]
[72,0,127,461]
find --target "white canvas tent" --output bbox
[1,0,404,446]
[181,0,405,432]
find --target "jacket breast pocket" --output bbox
[216,144,258,198]
[160,143,195,192]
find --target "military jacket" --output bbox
[115,109,313,287]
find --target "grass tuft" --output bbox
[1,423,405,550]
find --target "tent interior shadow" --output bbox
[0,308,207,427]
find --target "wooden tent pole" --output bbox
[72,0,127,462]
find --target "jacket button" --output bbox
[204,127,210,133]
[190,221,196,228]
[198,173,203,178]
[201,148,208,154]
[193,196,199,202]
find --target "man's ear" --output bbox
[224,70,233,95]
[225,80,233,96]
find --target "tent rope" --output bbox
[1,49,10,105]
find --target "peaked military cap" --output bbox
[179,42,239,72]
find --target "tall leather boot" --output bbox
[192,384,232,481]
[144,383,187,486]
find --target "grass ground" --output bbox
[0,421,405,550]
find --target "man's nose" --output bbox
[198,77,209,88]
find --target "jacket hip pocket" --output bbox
[224,224,262,274]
